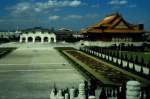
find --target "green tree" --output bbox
[130,55,133,63]
[141,56,144,66]
[148,60,150,68]
[140,66,144,75]
[133,62,135,72]
[120,58,123,67]
[135,55,139,64]
[126,60,129,70]
[99,88,107,99]
[124,53,128,61]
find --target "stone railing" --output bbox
[80,47,150,80]
[49,80,149,99]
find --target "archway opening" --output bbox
[28,37,33,42]
[22,37,26,43]
[51,37,54,43]
[35,36,41,42]
[44,37,49,42]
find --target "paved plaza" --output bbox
[0,43,86,99]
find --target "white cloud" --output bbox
[49,15,60,20]
[9,0,83,14]
[64,14,99,20]
[34,0,82,12]
[109,0,118,5]
[69,0,81,7]
[120,0,128,5]
[34,8,42,12]
[67,15,83,19]
[108,0,137,8]
[11,2,31,14]
[108,0,128,6]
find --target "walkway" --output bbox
[0,47,85,99]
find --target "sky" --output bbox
[0,0,150,31]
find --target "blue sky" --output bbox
[0,0,150,31]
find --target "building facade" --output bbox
[19,27,56,43]
[81,13,144,42]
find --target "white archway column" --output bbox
[41,37,44,43]
[32,36,35,43]
[25,37,28,43]
[54,37,56,42]
[19,32,57,43]
[48,37,51,43]
[20,37,22,43]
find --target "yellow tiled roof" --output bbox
[81,13,143,34]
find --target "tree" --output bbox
[53,83,57,95]
[84,81,89,99]
[109,51,112,56]
[117,82,126,99]
[122,81,126,99]
[124,53,128,61]
[126,60,129,70]
[116,57,119,66]
[148,68,150,79]
[120,58,123,67]
[147,60,150,68]
[113,88,116,97]
[110,51,114,62]
[121,53,124,60]
[141,56,144,66]
[140,90,144,99]
[74,88,79,97]
[111,55,114,62]
[132,62,135,73]
[146,88,150,99]
[117,51,119,59]
[135,55,139,64]
[113,51,116,57]
[100,48,102,53]
[129,55,133,64]
[140,66,144,76]
[99,88,107,99]
[120,53,123,67]
[104,51,106,59]
[89,80,97,96]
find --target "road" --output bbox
[0,47,86,99]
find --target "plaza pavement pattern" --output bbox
[0,45,85,99]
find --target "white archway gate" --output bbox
[20,32,56,43]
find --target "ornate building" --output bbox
[55,28,78,42]
[81,13,144,42]
[19,27,56,43]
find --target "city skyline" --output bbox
[0,0,150,31]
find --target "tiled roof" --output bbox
[81,13,144,34]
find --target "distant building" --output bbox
[81,13,144,42]
[55,28,80,42]
[0,31,14,38]
[0,31,20,43]
[19,27,56,43]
